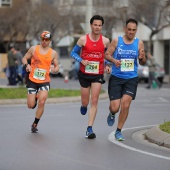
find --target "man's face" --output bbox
[91,20,103,35]
[124,22,137,40]
[11,47,16,54]
[41,37,51,47]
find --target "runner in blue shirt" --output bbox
[105,18,146,141]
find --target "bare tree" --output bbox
[129,0,170,52]
[0,0,31,50]
[1,0,169,53]
[21,1,73,49]
[0,0,75,50]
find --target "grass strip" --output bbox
[0,88,81,99]
[0,87,105,99]
[160,121,170,134]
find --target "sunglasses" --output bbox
[41,37,50,42]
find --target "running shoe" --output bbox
[115,131,124,141]
[32,96,38,109]
[107,113,115,126]
[80,106,87,115]
[85,129,96,139]
[31,123,38,133]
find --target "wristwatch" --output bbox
[25,63,28,67]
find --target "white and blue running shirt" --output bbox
[111,36,139,79]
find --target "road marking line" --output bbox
[108,125,170,160]
[158,97,168,102]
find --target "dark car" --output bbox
[138,63,165,83]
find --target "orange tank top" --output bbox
[29,45,53,83]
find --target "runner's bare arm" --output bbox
[138,40,146,66]
[103,36,111,73]
[22,46,35,72]
[52,50,59,73]
[105,38,121,67]
[22,46,34,65]
[77,35,86,47]
[102,36,110,49]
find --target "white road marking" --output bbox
[108,125,170,160]
[158,97,169,102]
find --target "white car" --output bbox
[138,63,165,83]
[50,63,64,78]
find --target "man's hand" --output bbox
[138,49,146,65]
[105,65,111,74]
[26,64,32,72]
[113,58,121,68]
[138,49,145,60]
[50,65,59,73]
[81,60,90,66]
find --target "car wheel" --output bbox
[144,79,148,83]
[50,74,55,77]
[58,73,63,78]
[158,77,163,83]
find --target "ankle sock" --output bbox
[116,128,121,132]
[87,126,92,131]
[110,112,115,116]
[34,118,40,125]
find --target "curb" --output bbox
[145,125,170,148]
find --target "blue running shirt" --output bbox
[111,36,139,79]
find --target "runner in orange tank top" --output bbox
[22,31,59,133]
[70,15,110,139]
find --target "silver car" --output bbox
[50,63,64,78]
[138,63,165,83]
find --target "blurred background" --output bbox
[0,0,170,84]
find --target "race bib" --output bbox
[121,59,134,72]
[85,61,99,74]
[33,68,47,80]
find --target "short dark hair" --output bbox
[90,15,104,25]
[126,18,138,26]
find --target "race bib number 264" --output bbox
[85,61,99,74]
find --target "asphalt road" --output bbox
[0,77,170,170]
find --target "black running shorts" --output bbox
[78,71,105,88]
[108,75,138,101]
[26,79,50,94]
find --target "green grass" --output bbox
[160,121,170,134]
[0,87,105,99]
[0,87,81,99]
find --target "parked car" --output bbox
[50,62,64,78]
[138,63,165,83]
[68,61,80,79]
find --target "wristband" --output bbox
[25,63,28,67]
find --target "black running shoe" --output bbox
[31,123,38,133]
[85,129,96,139]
